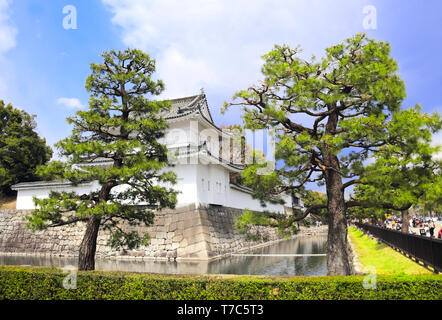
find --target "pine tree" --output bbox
[223,33,441,275]
[26,49,178,271]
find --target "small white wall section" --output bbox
[15,181,101,210]
[196,163,228,206]
[227,186,290,213]
[171,164,198,206]
[193,163,289,213]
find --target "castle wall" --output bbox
[0,204,284,261]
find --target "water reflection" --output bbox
[0,235,327,276]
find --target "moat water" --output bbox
[0,234,327,276]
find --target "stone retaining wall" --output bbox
[0,204,291,261]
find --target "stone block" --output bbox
[176,221,185,230]
[156,232,167,239]
[183,219,193,230]
[168,222,177,232]
[180,238,188,247]
[188,232,207,245]
[191,217,202,227]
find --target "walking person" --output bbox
[429,221,435,237]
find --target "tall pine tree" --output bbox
[223,33,441,275]
[26,49,178,270]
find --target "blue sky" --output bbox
[0,0,441,157]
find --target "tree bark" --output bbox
[78,215,101,271]
[323,110,352,276]
[401,209,409,234]
[77,182,114,271]
[324,159,353,275]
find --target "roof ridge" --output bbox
[198,94,214,123]
[163,94,202,103]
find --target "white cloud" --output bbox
[57,97,84,109]
[0,0,17,55]
[102,0,372,99]
[158,47,216,98]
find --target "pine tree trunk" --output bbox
[401,209,409,234]
[78,216,101,271]
[323,111,352,276]
[325,166,353,276]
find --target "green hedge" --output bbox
[0,265,440,300]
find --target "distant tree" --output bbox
[223,33,440,275]
[301,189,328,223]
[219,124,247,163]
[0,102,52,196]
[26,49,178,271]
[347,186,385,224]
[220,124,267,186]
[349,108,441,233]
[414,197,442,217]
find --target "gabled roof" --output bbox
[163,93,215,126]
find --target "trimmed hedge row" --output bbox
[0,265,440,300]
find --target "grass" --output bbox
[348,226,432,275]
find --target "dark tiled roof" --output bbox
[162,93,214,124]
